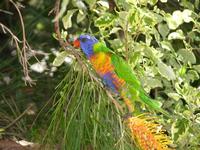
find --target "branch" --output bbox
[9,0,35,86]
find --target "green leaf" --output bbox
[143,46,163,61]
[177,49,196,64]
[179,66,187,76]
[85,0,96,8]
[180,0,194,10]
[168,30,185,40]
[95,13,116,27]
[161,41,174,51]
[109,27,121,35]
[77,10,86,23]
[160,0,167,3]
[109,39,123,50]
[145,77,163,89]
[97,0,109,9]
[148,0,158,5]
[130,51,140,67]
[186,70,199,82]
[171,118,189,141]
[168,93,182,101]
[53,51,69,67]
[166,11,183,30]
[62,9,77,29]
[157,61,176,80]
[194,65,200,73]
[182,9,193,23]
[158,23,169,39]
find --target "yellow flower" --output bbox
[127,116,172,150]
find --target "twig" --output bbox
[9,0,34,86]
[4,105,32,130]
[0,9,13,15]
[0,23,22,45]
[106,91,123,112]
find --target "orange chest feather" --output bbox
[89,53,114,75]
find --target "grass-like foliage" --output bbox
[43,62,133,149]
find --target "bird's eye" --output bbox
[81,38,87,42]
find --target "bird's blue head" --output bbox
[74,35,98,58]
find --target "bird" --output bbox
[73,34,167,114]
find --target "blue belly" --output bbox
[102,72,118,94]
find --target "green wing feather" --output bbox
[93,42,168,115]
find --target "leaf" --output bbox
[177,49,196,64]
[85,0,96,8]
[157,61,176,80]
[97,0,109,9]
[130,51,140,67]
[95,13,116,27]
[160,0,167,3]
[166,11,183,30]
[161,41,174,51]
[109,39,123,50]
[74,1,87,10]
[143,46,163,61]
[168,93,182,101]
[171,118,189,141]
[182,9,193,23]
[193,65,200,73]
[109,27,121,35]
[186,70,199,82]
[179,66,187,76]
[53,51,69,67]
[77,10,86,23]
[148,0,158,5]
[158,23,169,39]
[62,9,77,29]
[145,77,163,89]
[168,30,185,40]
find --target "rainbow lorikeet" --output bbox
[74,35,166,114]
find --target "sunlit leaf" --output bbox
[62,9,77,29]
[77,10,86,23]
[168,30,185,40]
[177,49,196,64]
[85,0,96,8]
[158,23,169,38]
[53,51,69,67]
[171,118,189,141]
[95,13,116,27]
[97,0,109,9]
[186,70,199,81]
[157,61,176,80]
[160,0,167,3]
[182,9,193,23]
[161,41,174,51]
[168,93,181,101]
[166,11,183,30]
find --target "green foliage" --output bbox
[44,62,132,149]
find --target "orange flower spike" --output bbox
[127,116,172,150]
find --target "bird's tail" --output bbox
[139,92,169,116]
[121,89,169,116]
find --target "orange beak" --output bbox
[73,39,80,48]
